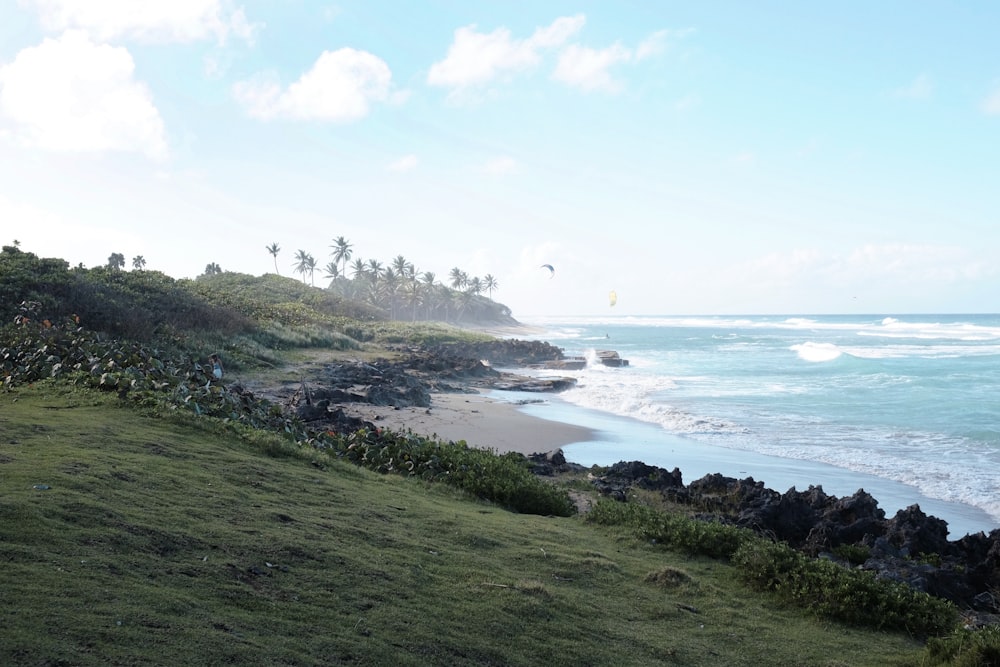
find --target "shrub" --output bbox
[587,499,753,558]
[732,539,957,637]
[831,543,871,566]
[331,429,575,516]
[925,625,1000,666]
[588,498,958,637]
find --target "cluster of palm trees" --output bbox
[106,253,153,272]
[266,237,504,322]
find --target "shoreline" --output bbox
[517,390,1000,539]
[345,384,999,538]
[338,390,596,456]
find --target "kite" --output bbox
[609,290,618,307]
[540,264,555,278]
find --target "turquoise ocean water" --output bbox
[502,314,1000,538]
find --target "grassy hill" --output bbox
[1,244,995,665]
[2,387,927,666]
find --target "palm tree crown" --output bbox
[293,249,312,284]
[448,267,468,290]
[330,236,353,277]
[266,242,281,275]
[483,274,498,300]
[350,258,367,281]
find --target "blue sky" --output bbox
[1,1,998,317]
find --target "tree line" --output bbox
[262,236,505,323]
[96,236,509,324]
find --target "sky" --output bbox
[1,1,999,318]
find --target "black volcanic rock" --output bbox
[588,457,1000,616]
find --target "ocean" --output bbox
[501,314,1000,538]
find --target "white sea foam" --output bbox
[516,314,1000,529]
[528,314,1000,340]
[841,343,1000,359]
[791,342,842,362]
[718,429,1000,525]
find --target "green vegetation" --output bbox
[2,243,998,665]
[587,500,958,638]
[0,389,929,666]
[0,244,500,370]
[0,310,570,518]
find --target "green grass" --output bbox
[1,387,931,666]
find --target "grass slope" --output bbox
[1,387,926,666]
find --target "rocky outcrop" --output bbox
[595,350,629,367]
[424,339,567,367]
[491,376,577,392]
[588,459,1000,619]
[252,339,578,430]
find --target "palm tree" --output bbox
[448,267,468,290]
[366,259,383,283]
[330,236,353,277]
[107,253,125,271]
[203,262,222,276]
[483,274,498,300]
[266,242,281,275]
[293,249,311,284]
[467,276,483,296]
[391,254,412,278]
[364,278,383,310]
[132,255,146,271]
[304,254,317,286]
[382,267,400,318]
[323,261,340,288]
[350,258,368,285]
[457,289,475,321]
[403,279,423,321]
[420,271,437,319]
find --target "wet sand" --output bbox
[343,386,998,537]
[339,390,596,456]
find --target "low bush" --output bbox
[587,498,753,558]
[588,498,959,638]
[925,625,1000,666]
[832,542,871,565]
[330,428,575,516]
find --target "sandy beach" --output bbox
[339,390,595,456]
[340,384,998,537]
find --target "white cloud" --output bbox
[25,0,260,44]
[635,30,669,60]
[484,156,517,175]
[427,18,680,96]
[552,43,631,93]
[427,15,585,90]
[982,84,1000,115]
[0,30,168,159]
[528,15,587,49]
[233,48,392,122]
[552,28,683,93]
[388,154,418,172]
[892,73,933,100]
